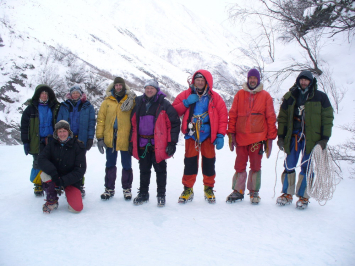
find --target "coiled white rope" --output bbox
[273,144,342,206]
[306,144,342,206]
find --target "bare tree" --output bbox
[228,0,349,111]
[329,122,355,178]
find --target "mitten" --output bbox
[213,134,224,150]
[86,139,93,151]
[97,139,106,154]
[166,142,177,156]
[228,133,236,152]
[265,139,273,158]
[183,94,199,107]
[316,139,328,150]
[277,138,284,151]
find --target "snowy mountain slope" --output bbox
[0,0,244,144]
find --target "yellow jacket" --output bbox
[96,83,135,151]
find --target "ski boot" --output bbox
[80,185,86,198]
[276,193,293,206]
[157,193,166,207]
[250,190,260,204]
[101,188,115,200]
[178,186,194,203]
[123,188,132,200]
[133,191,149,205]
[204,185,216,204]
[43,200,58,214]
[34,184,44,197]
[226,190,244,203]
[296,197,309,209]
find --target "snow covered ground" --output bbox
[0,142,354,266]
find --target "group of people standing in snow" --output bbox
[20,68,334,214]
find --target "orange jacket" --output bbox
[228,83,277,146]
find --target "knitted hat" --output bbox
[70,84,83,95]
[144,79,160,91]
[247,68,261,90]
[53,120,74,140]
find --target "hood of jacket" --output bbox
[31,84,57,105]
[191,69,214,93]
[105,82,132,98]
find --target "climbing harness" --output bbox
[188,111,209,151]
[250,142,262,153]
[139,135,154,159]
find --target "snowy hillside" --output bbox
[0,0,243,144]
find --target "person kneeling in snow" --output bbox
[38,120,86,214]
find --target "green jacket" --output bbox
[20,84,60,155]
[277,78,334,154]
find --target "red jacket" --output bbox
[228,83,277,146]
[172,69,228,143]
[130,94,180,163]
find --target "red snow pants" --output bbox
[235,143,263,172]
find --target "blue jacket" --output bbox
[38,104,54,138]
[185,88,211,143]
[57,99,96,145]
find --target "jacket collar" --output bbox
[242,82,263,94]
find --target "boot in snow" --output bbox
[276,193,293,206]
[226,190,244,203]
[43,200,58,214]
[133,191,149,205]
[42,181,58,213]
[80,185,86,198]
[101,188,115,200]
[250,190,260,204]
[34,184,44,197]
[296,197,309,209]
[178,186,194,203]
[157,193,166,207]
[123,188,132,200]
[204,185,216,204]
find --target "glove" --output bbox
[86,139,93,151]
[228,133,236,152]
[128,142,133,156]
[24,143,30,155]
[277,138,284,151]
[97,139,106,154]
[213,134,224,150]
[166,142,176,156]
[316,139,328,150]
[183,94,199,107]
[265,139,273,158]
